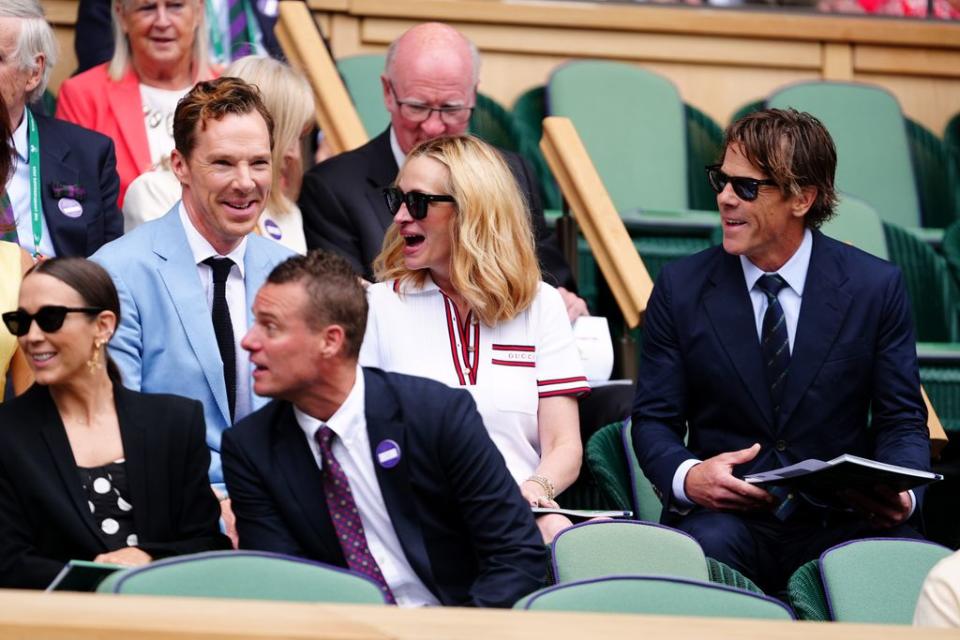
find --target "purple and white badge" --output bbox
[375,439,401,469]
[58,198,83,219]
[263,218,282,240]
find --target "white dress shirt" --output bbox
[178,203,252,421]
[389,127,406,170]
[7,113,56,258]
[294,366,440,607]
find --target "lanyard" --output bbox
[206,0,225,62]
[26,110,42,258]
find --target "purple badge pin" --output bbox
[58,198,83,219]
[375,439,401,469]
[263,218,282,240]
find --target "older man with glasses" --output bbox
[298,22,586,321]
[631,108,931,594]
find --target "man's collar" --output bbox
[388,126,406,171]
[177,201,248,275]
[741,227,813,295]
[294,364,365,445]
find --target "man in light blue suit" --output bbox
[92,79,293,538]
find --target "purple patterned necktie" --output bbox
[316,426,396,604]
[228,0,252,60]
[0,192,18,244]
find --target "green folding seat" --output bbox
[944,112,960,213]
[336,53,389,137]
[821,194,888,260]
[730,99,763,125]
[767,82,925,235]
[516,576,793,619]
[468,93,520,152]
[685,104,723,212]
[97,550,388,603]
[805,539,951,624]
[905,118,958,229]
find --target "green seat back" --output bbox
[547,60,688,212]
[706,558,764,596]
[519,576,794,619]
[786,559,830,621]
[884,221,960,342]
[336,54,388,137]
[468,93,520,152]
[819,538,952,624]
[768,82,921,230]
[906,117,958,229]
[685,104,723,212]
[730,99,764,125]
[584,422,662,521]
[551,521,709,583]
[821,194,889,260]
[620,421,663,521]
[96,551,387,604]
[943,112,960,216]
[512,86,562,210]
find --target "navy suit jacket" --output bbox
[222,367,547,607]
[35,111,122,257]
[632,231,930,515]
[297,128,573,288]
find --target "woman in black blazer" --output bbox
[0,257,229,589]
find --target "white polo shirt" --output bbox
[360,278,590,483]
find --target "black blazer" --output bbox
[298,128,573,288]
[0,385,230,589]
[35,111,123,257]
[632,231,931,515]
[222,368,547,608]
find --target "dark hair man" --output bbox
[632,108,930,592]
[223,250,546,607]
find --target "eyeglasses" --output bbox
[2,306,104,337]
[383,187,456,221]
[705,165,779,202]
[387,81,473,125]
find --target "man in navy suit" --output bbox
[632,108,930,592]
[0,0,120,258]
[222,251,546,607]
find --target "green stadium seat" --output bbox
[96,550,388,603]
[906,117,959,229]
[336,53,389,137]
[516,576,794,619]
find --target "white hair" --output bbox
[108,0,209,82]
[0,0,58,102]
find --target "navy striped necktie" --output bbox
[756,274,790,420]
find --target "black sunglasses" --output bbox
[382,187,456,221]
[2,306,104,337]
[705,165,778,202]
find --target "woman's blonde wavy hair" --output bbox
[108,0,210,82]
[374,135,541,326]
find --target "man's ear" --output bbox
[792,186,818,219]
[170,149,189,185]
[381,75,394,111]
[25,54,44,96]
[320,324,347,359]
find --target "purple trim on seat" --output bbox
[818,537,951,621]
[619,418,644,518]
[109,549,387,602]
[550,519,706,582]
[523,574,795,619]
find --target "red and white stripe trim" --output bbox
[537,376,591,398]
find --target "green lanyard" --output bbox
[26,110,42,258]
[206,0,225,62]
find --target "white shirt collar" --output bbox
[177,201,247,276]
[740,228,813,296]
[11,111,28,165]
[294,365,366,447]
[389,127,406,171]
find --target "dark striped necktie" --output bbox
[756,274,790,420]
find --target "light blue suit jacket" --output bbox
[92,206,294,487]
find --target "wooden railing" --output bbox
[275,0,368,154]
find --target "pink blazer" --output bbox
[56,64,150,208]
